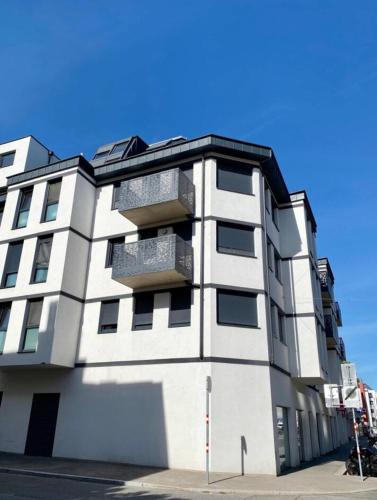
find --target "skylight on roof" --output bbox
[110,142,129,155]
[94,150,110,160]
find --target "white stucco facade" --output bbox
[0,134,349,475]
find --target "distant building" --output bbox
[0,133,349,474]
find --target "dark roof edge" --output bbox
[7,156,93,186]
[93,134,290,203]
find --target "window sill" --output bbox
[217,248,256,259]
[217,321,260,330]
[18,350,36,354]
[132,325,153,331]
[168,323,191,328]
[98,331,117,335]
[217,186,255,197]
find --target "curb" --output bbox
[1,466,377,496]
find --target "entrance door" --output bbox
[25,393,60,457]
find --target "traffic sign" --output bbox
[342,386,362,409]
[324,384,340,408]
[341,363,357,386]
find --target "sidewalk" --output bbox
[0,445,376,496]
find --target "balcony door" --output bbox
[25,393,60,457]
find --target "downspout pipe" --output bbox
[199,156,206,360]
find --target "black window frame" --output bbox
[216,161,253,196]
[217,221,255,257]
[1,241,23,288]
[98,300,119,334]
[169,287,192,328]
[0,200,5,226]
[217,288,258,328]
[0,151,15,168]
[0,302,11,354]
[42,178,62,223]
[106,236,125,268]
[112,182,121,210]
[13,187,33,229]
[132,293,154,331]
[20,298,43,353]
[31,235,53,284]
[271,300,286,344]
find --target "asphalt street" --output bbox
[0,473,376,500]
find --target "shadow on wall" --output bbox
[0,366,169,472]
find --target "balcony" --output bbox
[112,234,193,289]
[119,168,195,226]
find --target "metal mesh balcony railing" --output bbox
[119,168,194,214]
[112,234,193,284]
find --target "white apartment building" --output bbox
[0,133,349,475]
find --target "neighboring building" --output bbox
[0,133,349,474]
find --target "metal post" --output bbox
[352,408,363,480]
[206,376,211,485]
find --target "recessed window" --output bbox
[98,300,119,334]
[0,151,15,168]
[169,288,191,327]
[2,241,23,288]
[133,293,154,330]
[271,197,279,228]
[112,182,121,210]
[32,236,52,283]
[274,248,282,282]
[106,237,125,268]
[217,161,252,195]
[217,289,258,328]
[271,301,285,343]
[267,239,274,270]
[217,221,255,257]
[14,187,33,229]
[0,302,11,353]
[110,142,128,155]
[43,179,61,222]
[22,299,43,352]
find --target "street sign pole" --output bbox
[206,376,211,485]
[352,408,363,480]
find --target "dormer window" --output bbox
[93,150,110,160]
[0,151,15,168]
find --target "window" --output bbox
[106,237,125,267]
[0,200,5,226]
[271,301,285,343]
[2,241,23,288]
[110,142,128,155]
[112,182,121,209]
[169,288,191,327]
[21,299,43,352]
[0,151,15,168]
[267,239,273,270]
[43,179,61,222]
[274,248,282,282]
[217,289,258,328]
[271,197,279,228]
[31,236,52,283]
[14,187,33,228]
[0,302,11,353]
[98,300,119,334]
[217,161,253,195]
[217,221,255,257]
[94,150,110,160]
[265,186,271,213]
[133,293,154,330]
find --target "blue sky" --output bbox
[1,1,376,386]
